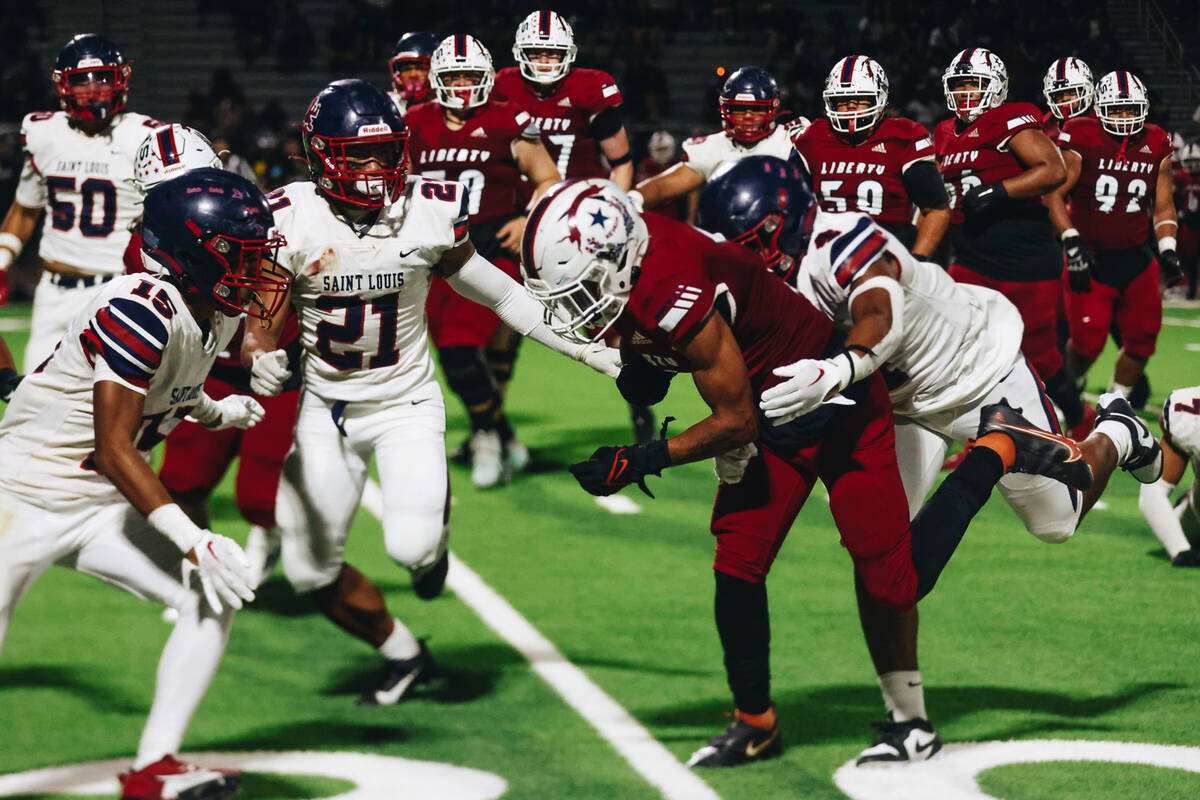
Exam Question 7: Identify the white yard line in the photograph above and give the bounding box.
[361,480,719,800]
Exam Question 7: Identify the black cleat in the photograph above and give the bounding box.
[1096,392,1162,483]
[856,713,943,765]
[357,640,435,706]
[978,399,1092,491]
[1171,549,1200,568]
[685,716,782,768]
[412,552,449,600]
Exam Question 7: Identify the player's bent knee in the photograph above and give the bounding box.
[383,514,445,571]
[1026,519,1076,544]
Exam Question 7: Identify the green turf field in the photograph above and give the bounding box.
[3,302,1200,799]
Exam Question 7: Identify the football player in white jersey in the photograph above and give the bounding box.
[1139,386,1200,566]
[242,79,620,705]
[0,34,162,368]
[699,156,1161,765]
[629,66,805,221]
[0,169,287,800]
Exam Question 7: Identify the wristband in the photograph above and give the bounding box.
[608,151,633,167]
[1061,228,1080,242]
[828,345,881,390]
[1159,235,1177,253]
[147,503,205,553]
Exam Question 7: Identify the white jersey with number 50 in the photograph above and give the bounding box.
[269,176,469,403]
[797,209,1024,419]
[16,110,158,274]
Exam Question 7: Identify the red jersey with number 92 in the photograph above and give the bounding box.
[1059,116,1171,251]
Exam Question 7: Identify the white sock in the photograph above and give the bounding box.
[135,601,234,769]
[378,617,420,661]
[1108,380,1133,398]
[878,670,927,723]
[1095,419,1133,464]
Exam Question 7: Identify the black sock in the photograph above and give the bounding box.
[440,346,503,432]
[486,344,520,390]
[911,446,1005,599]
[714,570,771,715]
[1044,368,1085,428]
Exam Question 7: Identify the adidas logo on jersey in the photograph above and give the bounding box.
[1140,144,1152,153]
[872,143,887,153]
[968,129,980,138]
[557,97,572,107]
[470,127,488,138]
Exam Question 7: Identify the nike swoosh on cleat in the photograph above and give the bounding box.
[915,738,938,753]
[685,746,717,767]
[907,680,922,687]
[374,671,419,705]
[996,422,1085,462]
[744,727,781,758]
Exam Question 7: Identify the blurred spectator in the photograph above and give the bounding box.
[635,130,689,221]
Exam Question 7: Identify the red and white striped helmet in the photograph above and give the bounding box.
[431,34,495,109]
[134,123,222,193]
[1095,70,1149,136]
[521,179,647,343]
[823,55,889,134]
[942,48,1008,123]
[1042,57,1094,120]
[513,9,577,85]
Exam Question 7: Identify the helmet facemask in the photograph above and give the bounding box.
[432,68,494,110]
[944,74,1000,123]
[1046,84,1092,121]
[390,55,432,102]
[1098,101,1147,137]
[720,98,779,143]
[181,220,290,319]
[824,93,884,135]
[308,131,408,209]
[515,45,575,85]
[526,258,632,344]
[54,63,130,121]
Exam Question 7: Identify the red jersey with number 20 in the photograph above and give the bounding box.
[612,213,833,395]
[492,66,622,180]
[1058,116,1172,251]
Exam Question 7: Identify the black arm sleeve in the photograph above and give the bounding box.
[588,106,624,141]
[901,159,950,209]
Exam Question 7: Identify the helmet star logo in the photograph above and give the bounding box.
[589,209,609,227]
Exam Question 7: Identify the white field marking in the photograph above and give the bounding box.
[1163,315,1200,328]
[834,739,1200,800]
[361,479,719,800]
[594,494,642,514]
[1186,343,1200,352]
[0,751,506,799]
[0,318,29,332]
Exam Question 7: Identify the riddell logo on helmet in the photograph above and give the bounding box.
[358,123,392,136]
[77,57,105,68]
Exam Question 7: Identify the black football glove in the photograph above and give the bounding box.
[569,439,671,498]
[961,182,1008,217]
[1160,248,1183,287]
[1062,235,1094,294]
[0,367,22,403]
[616,352,674,407]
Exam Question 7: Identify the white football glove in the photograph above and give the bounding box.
[192,394,265,430]
[714,443,758,485]
[191,532,256,613]
[250,349,291,396]
[759,358,855,425]
[577,341,622,378]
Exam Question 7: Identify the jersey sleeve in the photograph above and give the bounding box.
[993,103,1043,151]
[14,113,48,208]
[630,266,715,347]
[585,70,623,113]
[897,120,936,171]
[1056,118,1087,155]
[80,296,170,393]
[825,214,890,289]
[1163,387,1200,458]
[512,108,541,142]
[681,135,719,181]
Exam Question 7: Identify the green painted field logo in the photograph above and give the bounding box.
[834,739,1200,799]
[0,751,507,799]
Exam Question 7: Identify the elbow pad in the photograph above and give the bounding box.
[901,160,950,209]
[588,106,623,141]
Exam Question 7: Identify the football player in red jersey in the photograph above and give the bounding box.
[1173,141,1200,299]
[387,31,437,114]
[1041,57,1094,142]
[492,9,633,189]
[407,34,561,487]
[522,178,1091,768]
[1046,71,1180,399]
[935,48,1091,439]
[793,55,949,257]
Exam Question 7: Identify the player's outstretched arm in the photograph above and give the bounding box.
[1139,435,1193,560]
[241,278,293,396]
[631,162,703,211]
[439,241,621,376]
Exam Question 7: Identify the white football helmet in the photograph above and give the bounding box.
[823,55,889,134]
[1180,142,1200,174]
[942,48,1008,123]
[430,34,495,109]
[513,9,577,85]
[648,130,676,165]
[1095,70,1149,136]
[1042,57,1094,121]
[521,179,648,343]
[134,123,222,193]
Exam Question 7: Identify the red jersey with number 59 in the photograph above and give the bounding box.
[492,66,622,180]
[792,117,935,226]
[612,213,833,394]
[405,99,540,226]
[1059,116,1171,251]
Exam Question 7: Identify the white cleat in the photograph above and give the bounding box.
[470,430,507,488]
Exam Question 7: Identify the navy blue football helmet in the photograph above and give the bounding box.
[390,31,438,102]
[696,156,815,282]
[302,79,408,209]
[141,168,289,320]
[719,66,781,144]
[52,33,131,121]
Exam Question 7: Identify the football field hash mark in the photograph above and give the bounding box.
[362,480,720,800]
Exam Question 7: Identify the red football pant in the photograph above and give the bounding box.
[1062,259,1162,361]
[159,378,301,529]
[426,256,519,349]
[949,264,1063,381]
[710,374,918,611]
